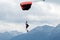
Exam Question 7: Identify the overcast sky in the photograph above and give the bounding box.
[0,0,60,33]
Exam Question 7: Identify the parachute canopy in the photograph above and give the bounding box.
[20,1,32,10]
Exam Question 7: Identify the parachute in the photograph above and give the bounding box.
[20,0,45,10]
[20,1,32,10]
[20,1,32,32]
[20,0,45,32]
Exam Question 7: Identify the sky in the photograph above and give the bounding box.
[0,0,60,33]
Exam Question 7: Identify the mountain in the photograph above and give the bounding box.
[11,25,54,40]
[30,25,54,33]
[0,31,22,40]
[11,24,60,40]
[50,24,60,40]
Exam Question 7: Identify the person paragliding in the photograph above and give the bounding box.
[26,21,29,32]
[20,0,45,32]
[20,1,32,32]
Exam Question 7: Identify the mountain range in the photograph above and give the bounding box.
[0,24,60,40]
[11,24,60,40]
[0,31,22,40]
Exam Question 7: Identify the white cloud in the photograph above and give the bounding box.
[0,21,26,33]
[0,0,60,32]
[26,2,60,26]
[19,0,43,2]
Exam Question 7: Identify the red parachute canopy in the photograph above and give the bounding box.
[20,1,32,10]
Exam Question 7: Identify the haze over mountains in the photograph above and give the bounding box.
[11,24,60,40]
[0,24,60,40]
[0,31,22,40]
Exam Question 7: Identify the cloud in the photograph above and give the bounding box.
[0,0,26,23]
[47,0,60,4]
[25,1,60,26]
[0,0,60,25]
[0,21,26,33]
[0,0,60,32]
[19,0,43,2]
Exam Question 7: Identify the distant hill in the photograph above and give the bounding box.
[0,31,22,40]
[11,25,54,40]
[50,24,60,40]
[11,24,60,40]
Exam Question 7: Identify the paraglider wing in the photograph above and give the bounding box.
[20,1,32,10]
